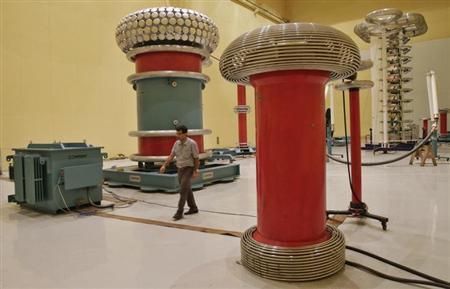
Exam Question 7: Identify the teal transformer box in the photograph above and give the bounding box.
[8,142,103,214]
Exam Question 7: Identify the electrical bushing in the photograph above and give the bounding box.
[104,7,239,192]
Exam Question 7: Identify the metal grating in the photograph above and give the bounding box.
[32,157,46,202]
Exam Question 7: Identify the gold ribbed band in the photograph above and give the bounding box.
[241,225,346,282]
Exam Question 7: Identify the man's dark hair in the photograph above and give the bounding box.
[175,125,188,134]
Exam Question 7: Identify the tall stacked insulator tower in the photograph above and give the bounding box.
[355,9,427,146]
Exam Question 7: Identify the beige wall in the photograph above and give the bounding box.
[286,0,450,28]
[0,0,272,170]
[409,37,450,129]
[2,0,449,171]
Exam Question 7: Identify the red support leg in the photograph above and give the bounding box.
[237,85,248,146]
[327,81,388,231]
[439,109,448,136]
[349,88,362,204]
[422,118,429,139]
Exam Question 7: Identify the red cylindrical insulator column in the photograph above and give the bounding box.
[137,137,170,156]
[138,137,175,156]
[237,85,248,146]
[422,118,429,138]
[349,88,362,204]
[250,70,330,246]
[138,136,205,156]
[439,109,448,135]
[220,22,358,281]
[135,52,202,73]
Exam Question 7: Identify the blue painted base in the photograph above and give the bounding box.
[103,163,240,193]
[438,134,450,142]
[362,142,416,151]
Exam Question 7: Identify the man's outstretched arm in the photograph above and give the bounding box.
[160,152,175,173]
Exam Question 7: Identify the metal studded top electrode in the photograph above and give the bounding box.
[220,23,361,84]
[354,9,427,43]
[115,7,219,58]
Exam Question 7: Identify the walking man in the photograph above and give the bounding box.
[160,125,200,220]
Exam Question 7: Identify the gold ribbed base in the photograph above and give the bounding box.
[241,225,346,282]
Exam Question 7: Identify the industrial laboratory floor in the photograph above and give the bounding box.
[1,146,449,289]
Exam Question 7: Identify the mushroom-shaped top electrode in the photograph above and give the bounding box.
[220,23,361,84]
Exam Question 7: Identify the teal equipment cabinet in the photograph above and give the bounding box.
[8,142,103,213]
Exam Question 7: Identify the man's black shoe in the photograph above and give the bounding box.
[184,209,199,215]
[173,213,183,221]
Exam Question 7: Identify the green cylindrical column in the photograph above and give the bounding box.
[136,77,204,131]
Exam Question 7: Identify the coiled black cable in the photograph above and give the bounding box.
[328,126,436,166]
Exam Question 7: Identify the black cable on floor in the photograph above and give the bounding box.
[102,186,257,218]
[346,260,450,289]
[86,188,114,209]
[346,245,450,286]
[340,90,449,288]
[342,90,362,204]
[327,126,436,166]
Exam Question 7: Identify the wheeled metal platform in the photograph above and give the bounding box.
[104,162,239,193]
[362,141,416,151]
[212,146,255,157]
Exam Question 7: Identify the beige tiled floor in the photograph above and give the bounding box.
[1,146,449,288]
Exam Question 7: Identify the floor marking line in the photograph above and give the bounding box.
[95,211,344,238]
[95,211,244,238]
